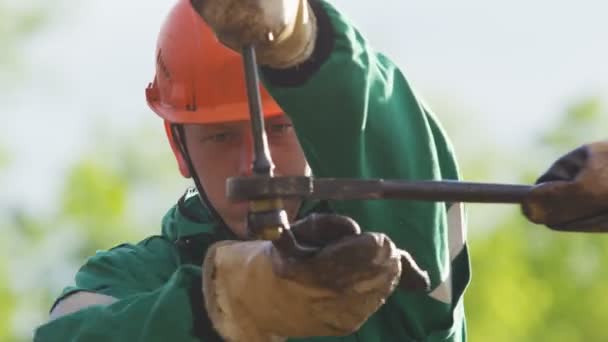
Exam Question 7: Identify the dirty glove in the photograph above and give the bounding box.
[189,0,316,68]
[522,141,608,232]
[202,214,407,342]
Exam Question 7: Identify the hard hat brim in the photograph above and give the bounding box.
[149,100,284,124]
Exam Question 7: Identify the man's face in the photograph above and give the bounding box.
[183,114,310,238]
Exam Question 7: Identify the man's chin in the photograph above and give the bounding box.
[224,216,248,239]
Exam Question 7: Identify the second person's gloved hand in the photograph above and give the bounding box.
[522,141,608,232]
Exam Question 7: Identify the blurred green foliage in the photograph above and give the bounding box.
[0,145,9,169]
[0,2,51,79]
[1,127,184,341]
[464,97,608,342]
[0,261,16,342]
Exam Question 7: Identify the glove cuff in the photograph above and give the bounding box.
[203,240,287,342]
[258,0,317,68]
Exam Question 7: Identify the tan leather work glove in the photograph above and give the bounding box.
[522,141,608,232]
[189,0,316,68]
[202,214,412,342]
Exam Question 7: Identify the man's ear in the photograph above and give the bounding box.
[164,121,191,178]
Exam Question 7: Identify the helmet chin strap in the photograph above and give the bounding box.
[170,123,238,240]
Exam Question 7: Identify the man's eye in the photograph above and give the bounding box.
[202,131,238,143]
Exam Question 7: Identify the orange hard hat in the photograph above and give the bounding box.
[146,0,282,124]
[145,0,283,177]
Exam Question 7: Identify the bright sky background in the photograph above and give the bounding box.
[2,0,607,213]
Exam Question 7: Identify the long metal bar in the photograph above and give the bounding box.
[242,45,273,176]
[227,176,534,204]
[313,179,532,203]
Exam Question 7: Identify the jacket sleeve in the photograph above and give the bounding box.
[34,237,222,342]
[262,0,470,340]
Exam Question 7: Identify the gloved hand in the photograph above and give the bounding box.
[202,214,412,342]
[190,0,316,68]
[522,141,608,232]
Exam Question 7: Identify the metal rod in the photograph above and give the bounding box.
[227,176,534,204]
[312,179,532,203]
[242,45,273,176]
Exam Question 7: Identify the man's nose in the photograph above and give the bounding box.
[237,132,254,176]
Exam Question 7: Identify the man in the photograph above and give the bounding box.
[34,0,470,340]
[523,141,608,232]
